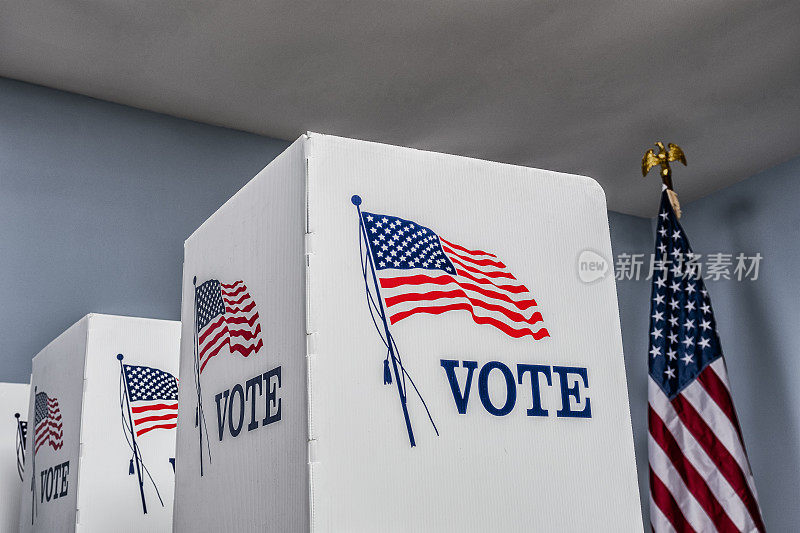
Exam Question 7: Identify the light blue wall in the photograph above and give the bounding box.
[610,157,800,531]
[0,78,289,382]
[2,77,798,529]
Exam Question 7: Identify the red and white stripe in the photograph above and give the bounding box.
[377,236,548,340]
[649,358,765,532]
[198,280,263,373]
[130,398,178,437]
[35,398,63,454]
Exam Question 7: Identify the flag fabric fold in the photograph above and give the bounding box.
[647,190,764,532]
[34,392,63,455]
[195,279,263,373]
[122,364,179,437]
[360,210,548,340]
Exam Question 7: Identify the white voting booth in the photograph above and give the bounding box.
[19,314,180,533]
[174,133,642,531]
[0,382,29,533]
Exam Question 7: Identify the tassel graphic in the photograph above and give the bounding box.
[129,457,135,475]
[383,359,392,385]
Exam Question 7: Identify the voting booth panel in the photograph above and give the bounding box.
[19,314,180,533]
[0,382,29,533]
[174,133,642,532]
[19,318,86,533]
[174,139,309,531]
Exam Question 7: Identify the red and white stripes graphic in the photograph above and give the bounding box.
[198,280,262,373]
[648,358,764,532]
[379,237,549,340]
[130,399,178,436]
[35,397,63,454]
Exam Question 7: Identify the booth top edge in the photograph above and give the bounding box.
[184,132,606,247]
[31,313,179,363]
[304,130,598,184]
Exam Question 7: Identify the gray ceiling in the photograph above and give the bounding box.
[1,0,799,216]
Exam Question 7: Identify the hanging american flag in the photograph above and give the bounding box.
[195,279,263,373]
[34,392,63,455]
[648,190,764,532]
[360,210,548,340]
[122,364,179,437]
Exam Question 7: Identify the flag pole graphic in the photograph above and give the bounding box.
[352,195,417,447]
[118,354,148,514]
[192,276,211,475]
[15,412,25,481]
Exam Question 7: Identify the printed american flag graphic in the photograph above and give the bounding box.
[648,190,764,532]
[16,418,27,480]
[123,364,179,437]
[195,279,263,373]
[361,211,548,340]
[34,392,63,454]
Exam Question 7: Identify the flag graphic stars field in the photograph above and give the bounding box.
[123,364,179,437]
[195,279,263,373]
[360,211,548,340]
[34,392,63,454]
[648,190,764,532]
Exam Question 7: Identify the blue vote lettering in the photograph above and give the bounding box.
[441,359,591,418]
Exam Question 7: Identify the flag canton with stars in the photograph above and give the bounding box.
[34,392,49,425]
[362,211,456,274]
[648,192,723,399]
[196,279,227,332]
[123,364,178,402]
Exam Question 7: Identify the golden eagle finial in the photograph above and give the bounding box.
[642,141,687,218]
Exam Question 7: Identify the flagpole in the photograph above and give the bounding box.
[641,141,686,218]
[192,276,208,476]
[118,354,148,514]
[15,413,25,481]
[351,195,416,447]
